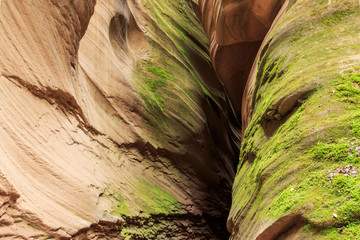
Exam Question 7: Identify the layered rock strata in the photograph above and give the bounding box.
[0,0,240,239]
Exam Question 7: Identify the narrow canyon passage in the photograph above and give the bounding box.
[198,0,286,116]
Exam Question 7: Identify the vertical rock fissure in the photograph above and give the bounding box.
[197,0,286,117]
[194,0,287,237]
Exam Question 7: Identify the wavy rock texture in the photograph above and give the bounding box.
[0,0,240,239]
[198,0,285,114]
[228,0,360,239]
[2,0,358,239]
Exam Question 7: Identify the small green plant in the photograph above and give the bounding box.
[350,73,360,84]
[336,82,360,101]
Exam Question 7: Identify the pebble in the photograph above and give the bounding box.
[327,165,358,180]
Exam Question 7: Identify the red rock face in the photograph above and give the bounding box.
[198,0,285,115]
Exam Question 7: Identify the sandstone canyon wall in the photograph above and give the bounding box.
[224,0,360,239]
[0,0,240,239]
[198,0,285,115]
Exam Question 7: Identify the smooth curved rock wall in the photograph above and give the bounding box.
[0,0,240,238]
[198,0,285,114]
[229,0,360,239]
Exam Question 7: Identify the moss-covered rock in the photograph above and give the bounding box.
[103,0,241,238]
[229,0,360,239]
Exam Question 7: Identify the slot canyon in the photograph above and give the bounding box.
[0,0,359,239]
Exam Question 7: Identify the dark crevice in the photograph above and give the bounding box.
[107,0,289,239]
[194,0,293,239]
[177,8,242,238]
[206,96,221,117]
[184,29,242,177]
[185,0,201,20]
[244,151,257,164]
[184,28,209,54]
[110,14,128,48]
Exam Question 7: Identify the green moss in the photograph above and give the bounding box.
[333,72,360,104]
[350,73,360,84]
[229,1,360,237]
[104,185,130,216]
[322,223,360,239]
[153,93,164,111]
[146,79,167,92]
[104,177,181,219]
[178,46,185,55]
[105,177,182,240]
[303,221,360,239]
[270,172,360,228]
[112,194,130,216]
[131,0,220,147]
[309,141,350,162]
[320,9,356,26]
[134,178,181,214]
[141,92,165,113]
[288,104,305,129]
[139,66,172,113]
[352,120,360,137]
[146,66,173,80]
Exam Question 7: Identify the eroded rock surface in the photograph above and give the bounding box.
[2,0,357,239]
[198,0,285,114]
[229,0,360,239]
[0,0,240,239]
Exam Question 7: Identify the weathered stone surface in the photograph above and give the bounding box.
[229,0,360,239]
[2,0,358,239]
[198,0,285,114]
[0,0,239,238]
